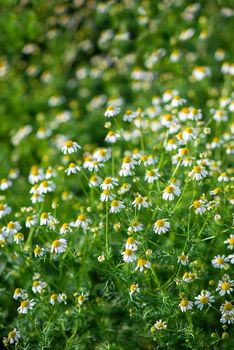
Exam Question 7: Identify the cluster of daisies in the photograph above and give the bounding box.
[1,85,233,344]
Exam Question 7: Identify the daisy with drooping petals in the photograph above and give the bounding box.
[109,200,125,213]
[71,214,92,230]
[104,105,120,118]
[100,189,114,202]
[0,203,11,218]
[51,238,67,254]
[190,200,206,215]
[17,299,36,314]
[129,283,140,296]
[153,219,170,235]
[162,184,181,201]
[100,177,118,190]
[125,237,140,251]
[189,165,208,181]
[144,169,160,183]
[224,234,234,250]
[7,329,21,344]
[177,253,189,266]
[121,249,137,263]
[65,163,81,175]
[61,140,81,154]
[13,288,28,300]
[179,299,194,312]
[135,258,151,272]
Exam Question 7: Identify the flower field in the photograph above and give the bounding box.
[0,1,234,349]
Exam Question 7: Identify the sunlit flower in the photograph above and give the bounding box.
[71,214,92,230]
[162,184,181,201]
[65,163,81,175]
[189,165,208,181]
[211,255,228,269]
[153,320,167,330]
[224,234,234,250]
[177,253,189,266]
[13,288,28,300]
[7,329,21,344]
[100,189,114,202]
[135,258,151,272]
[129,283,139,296]
[144,169,160,183]
[100,177,118,190]
[179,299,193,312]
[216,275,234,296]
[61,140,81,154]
[51,238,67,254]
[104,105,120,118]
[121,249,137,263]
[125,237,140,251]
[109,200,125,213]
[153,219,170,235]
[0,203,11,218]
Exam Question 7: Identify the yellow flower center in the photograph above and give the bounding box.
[77,214,86,221]
[21,300,29,308]
[8,331,16,339]
[221,282,230,291]
[180,299,189,307]
[223,302,233,311]
[125,249,133,256]
[52,240,61,248]
[127,237,135,244]
[107,105,114,111]
[193,166,201,173]
[200,296,208,304]
[193,200,201,208]
[103,177,112,184]
[65,140,74,147]
[147,170,155,177]
[111,200,119,207]
[165,185,174,193]
[228,237,234,246]
[185,127,193,134]
[135,197,143,204]
[34,247,41,254]
[138,258,146,266]
[216,258,224,265]
[123,156,131,163]
[7,222,15,229]
[51,294,57,300]
[155,219,165,227]
[103,189,110,195]
[41,212,48,219]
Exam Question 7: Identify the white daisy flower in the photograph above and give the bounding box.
[121,249,137,263]
[153,320,167,330]
[179,299,194,312]
[109,200,125,213]
[220,301,234,316]
[89,175,102,187]
[104,105,120,118]
[13,288,28,300]
[34,245,45,257]
[71,214,92,230]
[129,283,140,296]
[192,66,211,81]
[217,172,229,182]
[177,253,189,266]
[135,258,151,272]
[144,169,160,183]
[216,275,234,296]
[125,237,140,251]
[61,140,81,154]
[38,180,56,195]
[105,130,120,143]
[17,299,36,314]
[162,184,181,201]
[60,223,72,235]
[65,163,81,175]
[100,189,114,202]
[0,203,11,218]
[224,234,234,250]
[51,238,67,254]
[182,127,197,142]
[25,215,37,228]
[100,177,118,190]
[7,329,21,344]
[153,219,170,235]
[0,178,12,190]
[211,255,228,269]
[194,290,215,310]
[3,221,21,236]
[32,280,47,294]
[191,200,206,215]
[189,165,208,181]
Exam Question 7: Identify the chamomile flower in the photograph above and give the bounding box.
[182,127,197,142]
[65,163,81,175]
[32,280,47,294]
[129,283,139,296]
[14,232,24,244]
[194,290,215,310]
[191,200,206,214]
[192,66,211,81]
[153,320,167,330]
[0,178,12,190]
[3,221,21,236]
[177,253,189,266]
[109,200,125,213]
[104,105,120,118]
[179,299,194,312]
[189,165,208,181]
[28,166,44,184]
[58,293,67,304]
[153,219,170,235]
[0,203,11,218]
[128,220,143,233]
[13,288,28,300]
[50,293,58,305]
[51,238,67,254]
[123,109,137,122]
[100,177,118,190]
[89,175,102,187]
[144,169,160,183]
[217,172,229,182]
[34,245,45,257]
[162,184,181,201]
[220,313,234,324]
[7,329,21,344]
[87,160,104,172]
[38,180,56,194]
[216,275,234,296]
[211,255,227,269]
[135,258,151,272]
[100,189,114,202]
[210,187,222,196]
[25,215,37,228]
[105,130,120,143]
[40,212,55,225]
[125,237,140,251]
[220,301,234,316]
[118,182,131,194]
[93,147,111,162]
[119,155,137,176]
[71,214,92,230]
[60,223,72,235]
[121,249,137,263]
[61,140,81,154]
[17,299,36,314]
[182,272,197,283]
[224,234,234,250]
